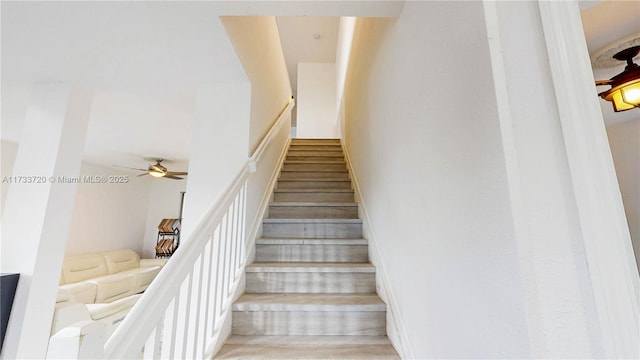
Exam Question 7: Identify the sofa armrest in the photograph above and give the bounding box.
[140,258,168,268]
[85,294,141,337]
[50,301,92,336]
[85,294,141,320]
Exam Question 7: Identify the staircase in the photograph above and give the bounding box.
[215,139,399,359]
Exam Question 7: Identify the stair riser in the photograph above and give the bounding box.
[255,244,368,262]
[286,156,344,163]
[232,311,386,336]
[269,206,358,219]
[274,192,354,202]
[289,145,343,151]
[277,181,352,189]
[283,163,347,171]
[291,139,341,145]
[280,171,349,180]
[263,223,363,238]
[287,151,344,157]
[246,272,375,294]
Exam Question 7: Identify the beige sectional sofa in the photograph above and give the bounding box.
[59,249,166,303]
[51,249,167,337]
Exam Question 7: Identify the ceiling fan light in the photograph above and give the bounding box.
[603,89,635,112]
[149,169,165,177]
[596,45,640,112]
[620,80,640,106]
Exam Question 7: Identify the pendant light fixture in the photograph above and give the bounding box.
[595,45,640,112]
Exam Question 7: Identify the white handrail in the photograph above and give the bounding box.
[248,100,295,172]
[104,100,294,359]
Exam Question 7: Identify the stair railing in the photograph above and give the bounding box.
[104,100,294,359]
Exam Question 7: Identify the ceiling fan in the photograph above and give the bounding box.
[114,159,188,180]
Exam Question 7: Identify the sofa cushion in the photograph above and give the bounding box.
[139,258,168,268]
[89,272,136,303]
[103,249,140,274]
[59,281,97,304]
[120,266,162,293]
[85,293,141,320]
[61,254,108,284]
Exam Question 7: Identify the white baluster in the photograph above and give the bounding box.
[142,323,162,360]
[186,255,204,358]
[174,272,193,358]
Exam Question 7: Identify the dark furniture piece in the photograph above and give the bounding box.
[1,273,20,353]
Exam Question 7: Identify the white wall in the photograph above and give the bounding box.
[488,2,603,356]
[336,17,356,108]
[297,63,338,138]
[1,84,94,359]
[607,120,640,272]
[66,163,151,255]
[336,17,356,139]
[141,179,187,258]
[4,142,181,258]
[343,4,531,357]
[3,141,165,258]
[1,140,19,215]
[220,15,294,246]
[181,82,251,240]
[221,16,292,153]
[342,1,622,357]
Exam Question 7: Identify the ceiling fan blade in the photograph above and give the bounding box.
[595,79,613,86]
[166,171,188,176]
[164,175,184,180]
[137,173,149,177]
[113,165,148,172]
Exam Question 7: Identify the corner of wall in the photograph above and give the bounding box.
[341,140,415,359]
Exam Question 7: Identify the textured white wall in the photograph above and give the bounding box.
[1,140,19,215]
[297,63,338,138]
[66,163,151,255]
[607,120,640,272]
[488,2,602,356]
[344,3,531,357]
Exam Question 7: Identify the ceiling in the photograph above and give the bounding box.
[276,17,340,100]
[1,1,637,174]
